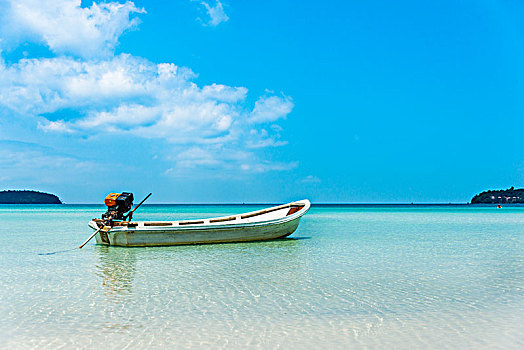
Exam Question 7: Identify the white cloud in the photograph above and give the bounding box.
[301,175,321,184]
[246,128,288,148]
[200,1,229,26]
[0,54,247,143]
[0,0,296,175]
[0,54,289,149]
[250,95,294,123]
[161,143,298,177]
[240,161,299,173]
[0,0,144,58]
[38,120,73,133]
[0,140,99,184]
[0,54,164,115]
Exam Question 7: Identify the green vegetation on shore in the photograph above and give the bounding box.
[0,190,62,204]
[471,187,524,204]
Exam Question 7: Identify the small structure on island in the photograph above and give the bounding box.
[471,187,524,204]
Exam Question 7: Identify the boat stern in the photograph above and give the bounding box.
[88,220,111,245]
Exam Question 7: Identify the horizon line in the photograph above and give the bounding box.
[11,202,509,206]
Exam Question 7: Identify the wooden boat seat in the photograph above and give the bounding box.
[209,216,236,223]
[179,220,205,226]
[144,222,172,226]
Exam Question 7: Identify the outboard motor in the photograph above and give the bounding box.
[102,192,134,221]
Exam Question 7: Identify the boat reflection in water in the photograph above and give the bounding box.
[95,245,137,331]
[92,234,311,336]
[95,245,137,300]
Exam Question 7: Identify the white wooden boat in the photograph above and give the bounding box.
[88,199,310,247]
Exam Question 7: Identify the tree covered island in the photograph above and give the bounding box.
[471,187,524,204]
[0,190,62,204]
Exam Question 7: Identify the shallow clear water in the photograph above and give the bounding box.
[0,205,522,349]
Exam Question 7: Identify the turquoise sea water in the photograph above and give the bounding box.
[0,204,522,349]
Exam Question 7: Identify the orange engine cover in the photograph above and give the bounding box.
[104,193,121,207]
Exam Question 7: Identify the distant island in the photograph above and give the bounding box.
[0,190,62,204]
[471,187,524,204]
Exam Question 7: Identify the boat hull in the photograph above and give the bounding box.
[88,200,310,247]
[93,216,301,247]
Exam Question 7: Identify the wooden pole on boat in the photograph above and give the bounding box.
[125,192,152,221]
[78,220,110,249]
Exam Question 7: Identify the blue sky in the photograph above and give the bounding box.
[0,0,523,203]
